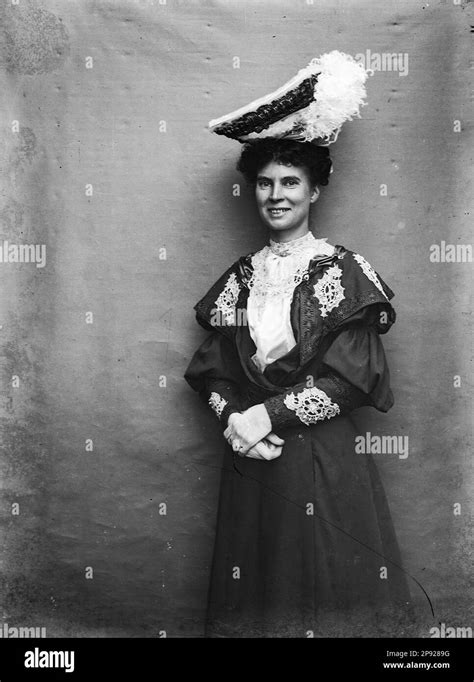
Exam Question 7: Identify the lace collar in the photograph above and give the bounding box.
[247,232,335,306]
[269,231,328,257]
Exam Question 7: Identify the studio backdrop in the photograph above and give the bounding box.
[0,0,471,637]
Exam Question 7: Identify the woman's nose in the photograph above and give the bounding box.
[270,183,283,201]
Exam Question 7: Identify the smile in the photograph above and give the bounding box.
[268,208,290,216]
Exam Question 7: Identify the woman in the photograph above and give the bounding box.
[185,53,412,637]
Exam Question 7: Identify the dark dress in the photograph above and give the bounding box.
[184,242,413,637]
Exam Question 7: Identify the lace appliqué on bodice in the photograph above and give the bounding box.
[312,264,345,318]
[214,273,241,325]
[208,392,228,417]
[353,253,388,300]
[283,386,341,425]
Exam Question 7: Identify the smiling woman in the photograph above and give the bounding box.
[238,139,331,240]
[184,52,414,638]
[257,163,317,234]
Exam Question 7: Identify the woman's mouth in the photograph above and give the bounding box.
[268,208,290,217]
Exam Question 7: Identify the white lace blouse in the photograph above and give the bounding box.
[247,231,335,372]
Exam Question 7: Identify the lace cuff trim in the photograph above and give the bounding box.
[208,392,228,418]
[283,387,340,425]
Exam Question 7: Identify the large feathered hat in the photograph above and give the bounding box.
[209,51,370,146]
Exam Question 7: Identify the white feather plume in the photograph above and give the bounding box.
[300,50,370,143]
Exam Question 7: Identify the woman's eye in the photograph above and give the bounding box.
[284,179,298,186]
[258,180,271,188]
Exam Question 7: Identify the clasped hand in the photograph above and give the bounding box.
[223,404,285,461]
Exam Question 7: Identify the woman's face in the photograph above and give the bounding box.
[254,160,319,236]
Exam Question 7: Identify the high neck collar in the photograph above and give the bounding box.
[269,231,327,257]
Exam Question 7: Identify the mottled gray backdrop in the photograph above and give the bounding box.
[0,0,472,637]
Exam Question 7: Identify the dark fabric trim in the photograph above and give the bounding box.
[213,75,319,140]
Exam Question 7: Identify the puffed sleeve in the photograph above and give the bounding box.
[184,331,246,426]
[262,322,394,430]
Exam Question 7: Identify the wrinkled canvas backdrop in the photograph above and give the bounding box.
[0,0,471,637]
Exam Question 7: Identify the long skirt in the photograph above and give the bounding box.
[205,412,414,638]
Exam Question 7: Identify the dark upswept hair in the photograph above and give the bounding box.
[236,138,332,186]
